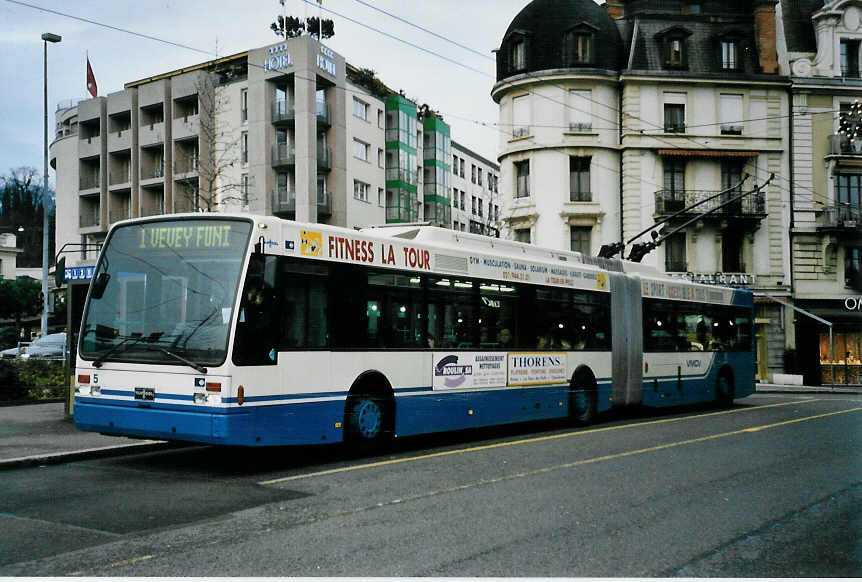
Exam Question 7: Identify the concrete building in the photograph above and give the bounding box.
[0,233,22,280]
[50,35,499,270]
[492,0,792,380]
[451,141,501,236]
[780,0,862,386]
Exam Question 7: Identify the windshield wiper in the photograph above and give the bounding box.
[92,331,163,368]
[155,347,208,374]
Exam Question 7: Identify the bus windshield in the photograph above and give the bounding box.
[79,218,253,368]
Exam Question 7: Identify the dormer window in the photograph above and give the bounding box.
[721,40,739,70]
[657,27,691,70]
[669,38,684,66]
[564,24,597,66]
[512,39,526,71]
[716,30,746,71]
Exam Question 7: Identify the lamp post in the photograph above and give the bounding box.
[41,32,61,337]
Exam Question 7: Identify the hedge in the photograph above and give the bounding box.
[0,359,67,402]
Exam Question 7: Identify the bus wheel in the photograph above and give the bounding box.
[570,376,597,425]
[346,396,387,442]
[715,371,734,408]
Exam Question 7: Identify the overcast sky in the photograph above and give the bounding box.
[0,0,566,184]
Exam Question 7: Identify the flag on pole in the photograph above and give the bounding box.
[86,57,98,98]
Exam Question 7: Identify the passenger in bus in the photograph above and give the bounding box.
[536,334,551,350]
[497,327,512,348]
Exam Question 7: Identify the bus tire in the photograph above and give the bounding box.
[345,393,392,453]
[715,369,734,408]
[569,370,597,425]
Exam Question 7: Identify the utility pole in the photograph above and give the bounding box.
[41,32,61,336]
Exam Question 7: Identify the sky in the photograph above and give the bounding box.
[0,0,565,184]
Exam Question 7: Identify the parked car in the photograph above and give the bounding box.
[1,341,31,359]
[18,333,67,360]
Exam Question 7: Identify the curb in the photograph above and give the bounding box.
[0,440,180,470]
[756,384,862,395]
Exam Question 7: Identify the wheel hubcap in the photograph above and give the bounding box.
[355,400,382,439]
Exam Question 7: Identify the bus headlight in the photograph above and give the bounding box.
[194,392,207,404]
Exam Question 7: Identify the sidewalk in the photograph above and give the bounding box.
[0,401,169,469]
[0,383,860,469]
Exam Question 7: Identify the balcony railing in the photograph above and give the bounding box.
[272,144,295,167]
[141,164,164,180]
[820,204,861,229]
[273,100,295,123]
[316,101,331,126]
[665,261,688,273]
[79,173,100,190]
[663,123,686,134]
[317,145,332,171]
[655,189,766,217]
[272,187,331,216]
[828,135,862,156]
[174,158,199,175]
[272,186,296,214]
[512,126,530,138]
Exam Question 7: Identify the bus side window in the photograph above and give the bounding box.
[233,256,280,365]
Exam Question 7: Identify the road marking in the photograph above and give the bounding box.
[258,398,823,485]
[107,555,154,569]
[288,406,862,518]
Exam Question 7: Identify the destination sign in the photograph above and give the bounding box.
[138,224,233,249]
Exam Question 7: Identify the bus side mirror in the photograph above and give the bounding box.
[90,272,111,299]
[54,257,65,288]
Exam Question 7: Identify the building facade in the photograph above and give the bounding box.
[451,141,501,236]
[50,35,498,270]
[780,0,862,386]
[493,0,793,380]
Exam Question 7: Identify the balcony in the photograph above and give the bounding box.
[663,123,686,134]
[819,204,861,231]
[79,173,100,191]
[828,134,862,156]
[316,101,331,127]
[655,189,767,220]
[272,187,331,217]
[272,144,295,167]
[317,145,332,171]
[272,100,295,124]
[141,164,164,181]
[174,157,199,176]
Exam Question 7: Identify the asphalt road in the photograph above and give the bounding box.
[1,393,859,576]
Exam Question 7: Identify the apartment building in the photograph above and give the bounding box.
[50,35,485,269]
[451,141,501,236]
[493,0,792,379]
[780,0,862,386]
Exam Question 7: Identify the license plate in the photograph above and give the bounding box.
[134,387,155,401]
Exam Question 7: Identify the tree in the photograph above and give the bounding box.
[0,278,41,330]
[174,71,250,213]
[0,167,54,268]
[270,12,334,40]
[271,15,306,38]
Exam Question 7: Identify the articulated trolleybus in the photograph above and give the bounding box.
[74,214,754,446]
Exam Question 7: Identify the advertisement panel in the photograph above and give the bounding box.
[432,352,568,390]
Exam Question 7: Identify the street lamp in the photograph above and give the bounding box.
[41,32,61,337]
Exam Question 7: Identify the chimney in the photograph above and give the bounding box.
[604,1,625,20]
[753,0,779,74]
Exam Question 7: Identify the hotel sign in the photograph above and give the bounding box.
[264,44,293,72]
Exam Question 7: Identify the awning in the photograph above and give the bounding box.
[658,149,758,158]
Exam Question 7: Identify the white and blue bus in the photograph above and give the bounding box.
[73,214,754,446]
